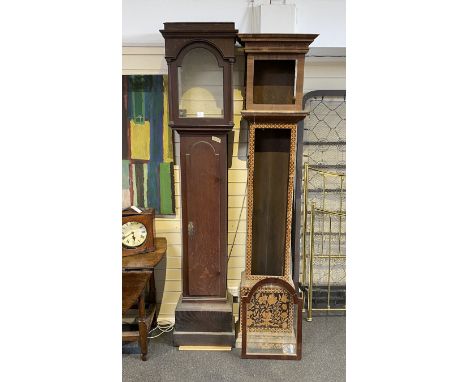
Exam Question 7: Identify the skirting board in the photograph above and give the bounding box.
[179,346,232,351]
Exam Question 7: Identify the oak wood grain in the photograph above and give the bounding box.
[122,237,167,269]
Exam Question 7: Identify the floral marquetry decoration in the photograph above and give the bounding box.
[246,288,293,332]
[241,278,303,360]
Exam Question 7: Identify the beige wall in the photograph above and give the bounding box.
[122,46,346,323]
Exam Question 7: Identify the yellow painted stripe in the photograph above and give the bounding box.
[130,120,151,160]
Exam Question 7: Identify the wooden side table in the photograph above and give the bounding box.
[122,271,154,361]
[122,237,167,360]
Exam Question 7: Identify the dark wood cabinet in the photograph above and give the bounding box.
[161,22,237,347]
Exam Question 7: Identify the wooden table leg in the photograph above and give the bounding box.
[138,292,148,361]
[148,270,157,329]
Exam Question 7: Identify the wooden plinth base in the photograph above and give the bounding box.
[173,294,235,347]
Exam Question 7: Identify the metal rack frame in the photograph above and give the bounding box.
[292,90,346,290]
[292,89,346,321]
[301,166,346,321]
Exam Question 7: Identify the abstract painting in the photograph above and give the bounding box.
[122,75,175,215]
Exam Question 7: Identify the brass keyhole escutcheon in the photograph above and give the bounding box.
[188,221,195,237]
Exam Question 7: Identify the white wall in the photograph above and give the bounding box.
[123,0,345,47]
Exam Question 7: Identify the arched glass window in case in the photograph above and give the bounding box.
[177,47,224,118]
[241,278,303,360]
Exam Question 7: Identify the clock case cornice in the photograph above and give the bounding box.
[237,33,318,114]
[160,22,237,62]
[160,22,238,130]
[236,33,319,55]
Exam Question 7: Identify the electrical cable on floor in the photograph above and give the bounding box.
[148,320,175,339]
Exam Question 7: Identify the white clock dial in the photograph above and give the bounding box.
[122,221,147,248]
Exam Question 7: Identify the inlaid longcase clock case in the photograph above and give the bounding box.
[237,33,318,359]
[160,22,238,347]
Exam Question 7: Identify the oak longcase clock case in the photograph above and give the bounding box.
[161,22,237,347]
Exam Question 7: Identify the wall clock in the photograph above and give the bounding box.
[122,207,155,257]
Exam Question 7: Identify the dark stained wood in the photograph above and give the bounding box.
[160,22,237,128]
[174,294,234,333]
[161,22,237,60]
[237,33,318,54]
[173,295,235,346]
[137,289,148,361]
[237,34,317,111]
[122,302,157,362]
[253,60,296,105]
[178,131,228,299]
[161,22,236,347]
[161,23,234,301]
[240,110,309,123]
[173,332,235,347]
[122,271,155,361]
[122,272,152,314]
[122,208,155,257]
[252,129,291,276]
[181,134,226,297]
[122,237,166,360]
